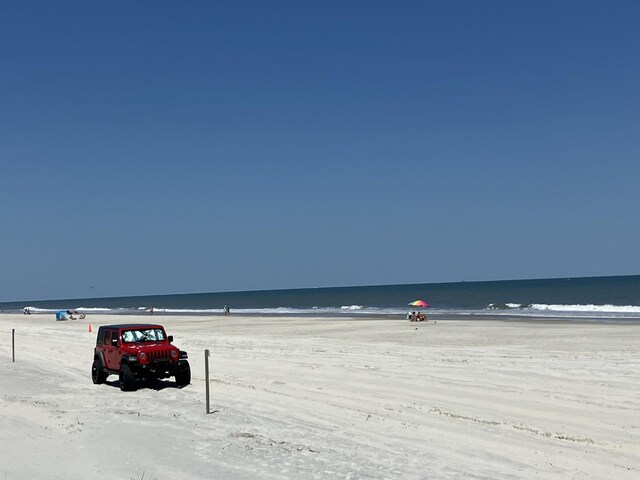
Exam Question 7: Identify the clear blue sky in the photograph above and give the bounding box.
[1,1,638,302]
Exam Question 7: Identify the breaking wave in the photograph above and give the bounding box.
[486,303,640,316]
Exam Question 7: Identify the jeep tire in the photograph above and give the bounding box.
[175,361,191,388]
[119,364,136,391]
[91,359,108,384]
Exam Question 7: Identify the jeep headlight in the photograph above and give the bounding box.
[170,350,178,358]
[139,352,146,360]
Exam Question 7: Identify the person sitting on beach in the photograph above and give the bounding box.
[409,311,417,322]
[66,310,76,320]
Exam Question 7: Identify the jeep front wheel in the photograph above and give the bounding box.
[92,359,108,384]
[119,364,136,391]
[175,361,191,388]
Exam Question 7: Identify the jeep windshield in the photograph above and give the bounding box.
[121,328,166,343]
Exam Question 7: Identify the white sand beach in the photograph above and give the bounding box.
[0,314,638,479]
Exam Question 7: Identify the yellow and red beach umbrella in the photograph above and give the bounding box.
[408,299,429,307]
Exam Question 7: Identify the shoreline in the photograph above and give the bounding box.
[4,310,640,325]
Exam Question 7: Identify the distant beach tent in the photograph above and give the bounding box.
[408,300,429,307]
[55,310,69,321]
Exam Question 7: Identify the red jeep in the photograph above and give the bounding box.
[92,323,191,391]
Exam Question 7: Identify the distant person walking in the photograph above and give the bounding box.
[224,305,230,316]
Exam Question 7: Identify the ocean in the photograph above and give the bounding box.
[2,274,640,322]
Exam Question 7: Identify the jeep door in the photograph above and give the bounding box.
[103,330,120,370]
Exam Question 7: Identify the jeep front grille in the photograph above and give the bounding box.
[148,350,171,361]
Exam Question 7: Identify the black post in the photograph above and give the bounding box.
[205,349,210,414]
[12,328,15,363]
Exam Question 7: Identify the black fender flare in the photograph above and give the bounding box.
[94,350,106,368]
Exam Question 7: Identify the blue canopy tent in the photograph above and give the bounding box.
[55,310,69,321]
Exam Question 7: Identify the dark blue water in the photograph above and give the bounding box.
[2,275,639,320]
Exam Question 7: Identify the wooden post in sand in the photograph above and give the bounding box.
[12,328,15,362]
[205,349,211,414]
